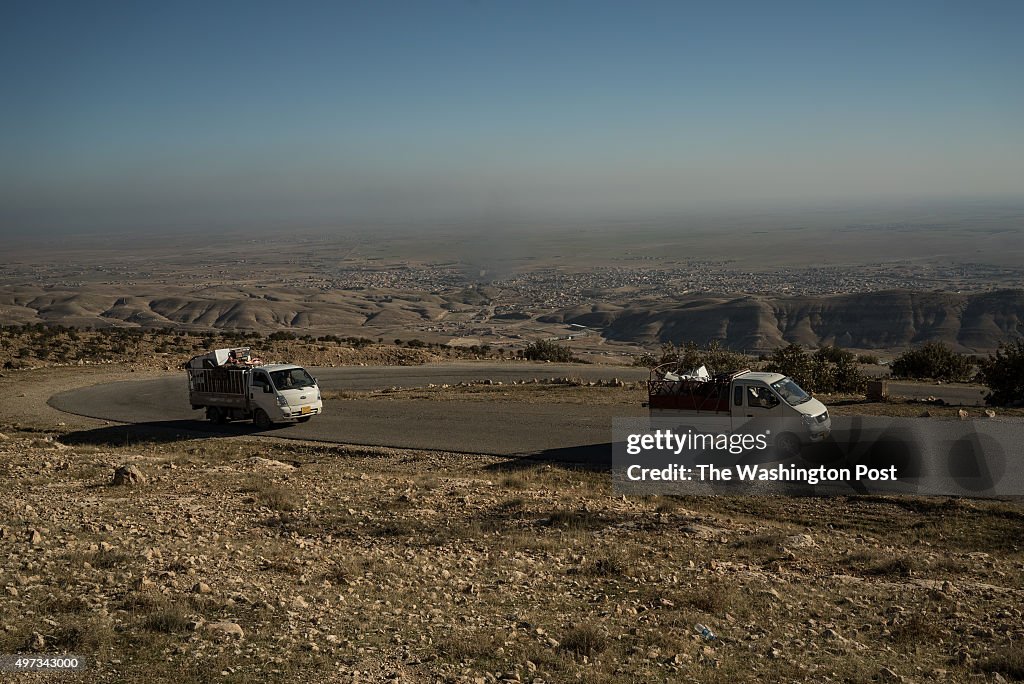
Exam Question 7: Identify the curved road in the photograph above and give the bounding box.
[49,362,991,456]
[50,363,650,456]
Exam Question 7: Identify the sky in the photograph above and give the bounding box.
[1,0,1023,235]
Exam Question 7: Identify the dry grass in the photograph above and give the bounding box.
[560,623,609,659]
[140,599,192,634]
[241,476,298,512]
[978,644,1024,680]
[546,509,613,531]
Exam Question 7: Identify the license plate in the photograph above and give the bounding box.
[300,406,311,415]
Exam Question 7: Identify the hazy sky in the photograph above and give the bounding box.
[2,0,1022,234]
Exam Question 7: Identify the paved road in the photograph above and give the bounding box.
[49,363,650,455]
[48,362,991,456]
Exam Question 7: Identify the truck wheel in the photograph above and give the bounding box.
[776,432,801,457]
[254,409,273,430]
[206,407,227,424]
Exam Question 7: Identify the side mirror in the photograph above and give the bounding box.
[263,385,273,393]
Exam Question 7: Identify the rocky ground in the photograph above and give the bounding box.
[0,366,1022,683]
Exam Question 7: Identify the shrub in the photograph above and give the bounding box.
[522,340,575,362]
[657,341,750,375]
[891,342,973,382]
[344,336,375,348]
[766,343,866,393]
[814,345,855,364]
[856,353,880,364]
[978,341,1024,406]
[765,344,813,388]
[632,351,658,367]
[830,355,868,393]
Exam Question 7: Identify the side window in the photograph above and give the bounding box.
[252,373,268,388]
[747,386,779,409]
[733,385,744,407]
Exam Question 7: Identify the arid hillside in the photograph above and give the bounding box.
[2,284,1023,353]
[542,289,1024,352]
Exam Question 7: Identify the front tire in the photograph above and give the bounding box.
[254,409,273,430]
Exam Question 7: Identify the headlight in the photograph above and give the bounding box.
[276,395,288,407]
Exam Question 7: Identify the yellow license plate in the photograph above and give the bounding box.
[300,406,311,415]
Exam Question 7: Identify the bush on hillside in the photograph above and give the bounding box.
[978,341,1024,406]
[890,342,973,382]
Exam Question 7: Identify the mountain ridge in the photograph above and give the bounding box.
[2,285,1022,352]
[540,289,1024,352]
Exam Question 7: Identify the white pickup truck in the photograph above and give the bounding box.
[646,364,831,454]
[186,348,323,428]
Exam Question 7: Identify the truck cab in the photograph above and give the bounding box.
[730,371,831,441]
[253,364,323,425]
[648,365,831,454]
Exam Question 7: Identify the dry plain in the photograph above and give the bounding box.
[1,348,1023,683]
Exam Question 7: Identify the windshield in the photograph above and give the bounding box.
[770,377,812,406]
[270,368,316,390]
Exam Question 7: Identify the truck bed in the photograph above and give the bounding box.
[648,377,730,412]
[647,363,748,414]
[187,367,250,408]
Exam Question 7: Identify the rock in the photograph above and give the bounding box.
[27,528,42,545]
[28,632,46,651]
[205,621,244,639]
[785,534,817,548]
[985,409,996,418]
[192,581,212,594]
[133,577,156,591]
[249,457,295,470]
[0,432,8,441]
[957,409,969,420]
[879,667,904,682]
[112,464,147,486]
